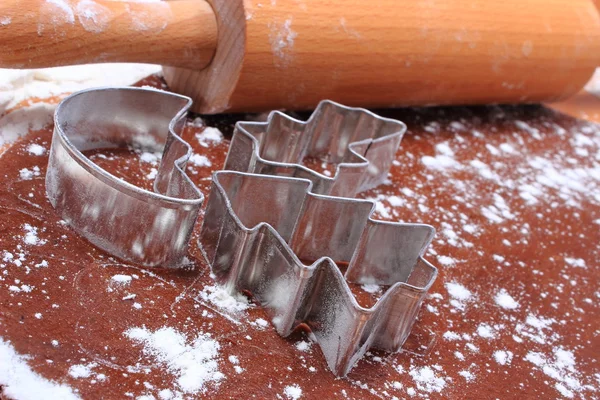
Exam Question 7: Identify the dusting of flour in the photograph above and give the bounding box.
[125,326,224,395]
[0,338,80,400]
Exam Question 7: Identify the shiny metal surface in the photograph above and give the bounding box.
[200,101,438,376]
[46,87,204,267]
[46,91,439,376]
[225,100,405,197]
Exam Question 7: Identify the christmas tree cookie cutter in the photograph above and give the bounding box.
[200,101,438,376]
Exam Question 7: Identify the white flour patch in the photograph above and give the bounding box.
[26,143,46,156]
[422,154,460,170]
[125,326,224,394]
[283,384,303,399]
[387,195,405,207]
[493,350,513,365]
[515,314,556,345]
[199,285,249,313]
[409,365,446,393]
[470,159,499,181]
[233,365,244,374]
[361,283,381,294]
[421,134,463,171]
[499,143,516,154]
[435,142,454,157]
[445,281,473,311]
[23,224,46,246]
[367,195,393,219]
[445,282,472,301]
[76,0,112,33]
[485,144,500,156]
[449,121,466,131]
[139,151,161,164]
[437,255,455,266]
[188,117,204,128]
[146,168,158,180]
[524,348,585,398]
[189,154,212,168]
[295,341,312,353]
[68,363,95,378]
[564,257,586,269]
[443,331,461,341]
[46,0,74,19]
[476,323,496,339]
[0,104,55,147]
[0,338,80,400]
[523,156,599,207]
[0,64,161,113]
[515,120,542,140]
[196,127,223,147]
[494,289,519,310]
[251,318,269,329]
[110,274,132,285]
[19,166,41,181]
[1,17,12,26]
[458,370,475,382]
[481,194,514,224]
[518,183,543,205]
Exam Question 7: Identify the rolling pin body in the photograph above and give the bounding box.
[165,0,600,113]
[1,0,599,113]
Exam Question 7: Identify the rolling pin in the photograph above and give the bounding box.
[0,0,599,114]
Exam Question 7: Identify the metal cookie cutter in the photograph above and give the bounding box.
[225,100,403,197]
[200,101,438,376]
[46,87,203,267]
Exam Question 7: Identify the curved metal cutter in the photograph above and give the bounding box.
[46,87,204,267]
[200,101,438,376]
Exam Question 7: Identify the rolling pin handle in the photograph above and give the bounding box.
[0,0,218,70]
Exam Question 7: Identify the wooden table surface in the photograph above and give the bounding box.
[0,76,598,399]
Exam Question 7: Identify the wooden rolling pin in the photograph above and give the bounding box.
[0,0,599,114]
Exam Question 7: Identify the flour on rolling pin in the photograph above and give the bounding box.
[34,0,171,35]
[268,19,297,67]
[0,0,216,70]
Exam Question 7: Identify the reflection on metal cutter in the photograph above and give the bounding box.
[45,90,439,377]
[46,87,204,267]
[200,101,438,376]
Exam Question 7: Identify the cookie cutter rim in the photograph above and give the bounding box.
[52,87,203,206]
[209,169,437,300]
[46,87,204,267]
[231,100,407,194]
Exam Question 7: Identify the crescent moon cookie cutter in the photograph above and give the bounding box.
[200,101,439,376]
[46,87,204,267]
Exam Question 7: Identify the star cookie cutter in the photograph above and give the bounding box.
[200,101,438,376]
[46,87,204,267]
